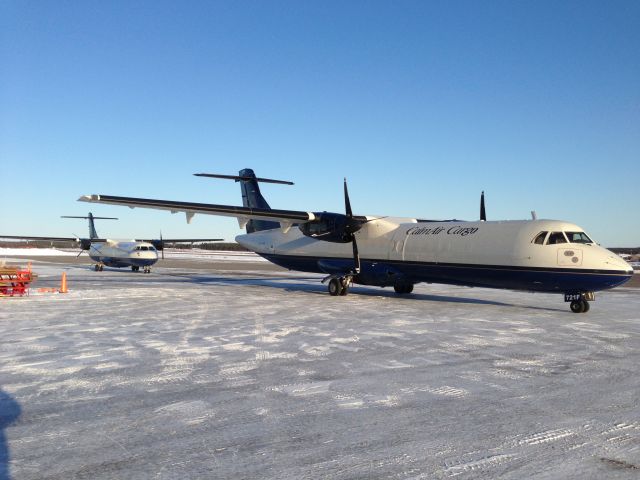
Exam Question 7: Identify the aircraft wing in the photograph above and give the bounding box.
[0,235,108,244]
[0,235,80,241]
[78,194,318,227]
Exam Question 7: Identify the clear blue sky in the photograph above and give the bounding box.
[1,1,638,246]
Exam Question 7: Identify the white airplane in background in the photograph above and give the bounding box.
[79,169,634,313]
[1,212,223,273]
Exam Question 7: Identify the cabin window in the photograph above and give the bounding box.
[547,231,568,245]
[533,231,548,245]
[565,231,593,244]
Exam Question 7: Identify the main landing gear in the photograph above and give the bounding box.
[324,275,416,297]
[327,276,352,296]
[566,292,594,313]
[94,263,104,272]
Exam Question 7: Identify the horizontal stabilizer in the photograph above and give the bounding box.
[194,173,294,185]
[61,216,118,220]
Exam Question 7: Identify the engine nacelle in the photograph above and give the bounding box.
[79,239,92,250]
[299,213,353,243]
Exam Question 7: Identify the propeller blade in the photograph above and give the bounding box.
[480,191,486,221]
[344,178,353,218]
[76,249,84,258]
[352,235,361,274]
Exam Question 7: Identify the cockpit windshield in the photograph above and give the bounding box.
[547,232,568,245]
[565,232,593,244]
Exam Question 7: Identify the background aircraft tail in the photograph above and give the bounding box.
[61,213,118,239]
[194,168,293,233]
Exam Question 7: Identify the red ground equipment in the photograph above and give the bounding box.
[0,265,36,297]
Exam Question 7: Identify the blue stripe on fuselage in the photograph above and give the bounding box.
[259,253,632,294]
[89,256,157,268]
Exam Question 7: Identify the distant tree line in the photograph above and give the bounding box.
[165,242,248,251]
[610,247,640,255]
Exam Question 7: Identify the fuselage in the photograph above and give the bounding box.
[237,219,633,294]
[89,240,158,268]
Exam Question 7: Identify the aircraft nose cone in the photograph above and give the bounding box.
[606,255,634,273]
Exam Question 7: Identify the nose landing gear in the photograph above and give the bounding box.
[570,299,590,313]
[131,265,152,273]
[566,292,594,313]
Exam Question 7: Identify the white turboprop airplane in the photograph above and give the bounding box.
[79,169,634,312]
[1,212,223,273]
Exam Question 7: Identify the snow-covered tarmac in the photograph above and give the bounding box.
[1,256,639,479]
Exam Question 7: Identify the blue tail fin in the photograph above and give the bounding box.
[88,212,98,239]
[194,169,294,233]
[238,169,279,233]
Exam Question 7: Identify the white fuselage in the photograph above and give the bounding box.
[236,218,633,293]
[89,240,158,269]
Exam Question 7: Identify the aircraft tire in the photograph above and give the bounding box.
[328,278,343,296]
[570,300,585,313]
[582,300,590,313]
[394,283,413,294]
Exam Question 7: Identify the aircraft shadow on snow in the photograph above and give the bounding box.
[162,272,566,312]
[0,390,21,480]
[39,264,565,312]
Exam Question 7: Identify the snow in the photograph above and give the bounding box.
[0,260,639,479]
[163,248,268,262]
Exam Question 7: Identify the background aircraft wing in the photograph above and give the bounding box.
[78,194,317,223]
[0,235,79,241]
[0,235,108,244]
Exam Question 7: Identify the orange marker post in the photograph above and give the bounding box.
[59,272,68,293]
